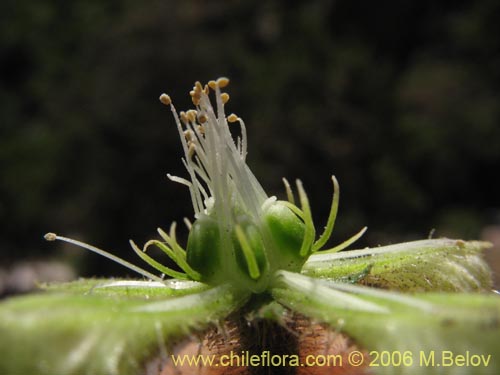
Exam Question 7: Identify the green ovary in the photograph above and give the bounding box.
[186,202,307,291]
[263,202,307,271]
[186,216,222,283]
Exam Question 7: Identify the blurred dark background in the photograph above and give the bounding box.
[1,0,499,289]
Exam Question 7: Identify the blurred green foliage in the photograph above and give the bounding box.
[1,0,499,277]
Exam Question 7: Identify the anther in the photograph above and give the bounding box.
[227,114,239,123]
[183,130,193,141]
[217,77,230,88]
[44,232,57,241]
[208,80,217,90]
[187,110,197,123]
[180,111,188,124]
[159,93,171,106]
[190,90,201,106]
[221,93,230,104]
[194,81,203,92]
[197,125,205,135]
[192,85,202,97]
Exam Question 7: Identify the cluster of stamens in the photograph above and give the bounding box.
[158,78,255,220]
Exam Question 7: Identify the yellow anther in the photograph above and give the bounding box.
[221,93,230,104]
[217,77,230,88]
[203,85,209,95]
[159,93,171,106]
[208,80,217,90]
[227,114,239,123]
[197,125,205,135]
[44,232,57,241]
[183,130,193,141]
[187,110,197,123]
[194,81,203,92]
[190,88,201,106]
[180,111,188,124]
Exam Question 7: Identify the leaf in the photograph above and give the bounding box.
[272,271,500,375]
[40,278,208,297]
[0,280,248,375]
[302,239,492,292]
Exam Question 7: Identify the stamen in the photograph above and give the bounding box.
[191,96,200,106]
[194,81,203,92]
[190,82,203,106]
[44,232,57,241]
[183,130,194,141]
[168,103,202,216]
[208,80,217,90]
[221,93,230,104]
[167,173,192,187]
[238,117,248,160]
[217,77,230,88]
[162,78,267,236]
[197,124,205,134]
[180,111,188,124]
[187,110,197,123]
[44,233,165,282]
[159,93,171,106]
